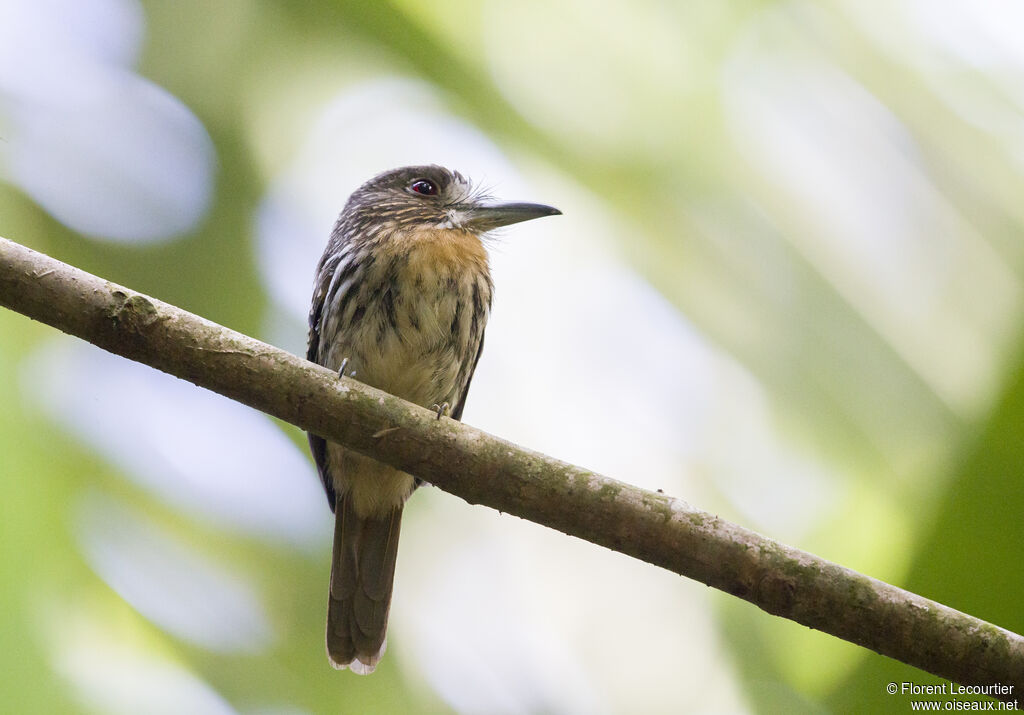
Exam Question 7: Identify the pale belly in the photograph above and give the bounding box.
[320,279,475,517]
[322,305,465,409]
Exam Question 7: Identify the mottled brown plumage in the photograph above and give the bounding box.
[307,165,559,673]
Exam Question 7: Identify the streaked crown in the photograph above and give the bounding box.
[335,165,560,241]
[340,165,474,236]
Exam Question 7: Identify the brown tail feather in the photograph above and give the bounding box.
[326,495,403,674]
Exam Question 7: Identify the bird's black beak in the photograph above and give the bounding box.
[456,201,561,232]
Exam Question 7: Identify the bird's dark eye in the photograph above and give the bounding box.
[409,179,438,196]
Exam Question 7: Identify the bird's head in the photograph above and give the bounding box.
[338,165,560,243]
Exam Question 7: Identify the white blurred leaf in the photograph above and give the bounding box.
[76,492,274,653]
[0,0,214,242]
[23,338,328,549]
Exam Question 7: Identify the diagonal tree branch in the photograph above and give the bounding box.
[1,235,1021,698]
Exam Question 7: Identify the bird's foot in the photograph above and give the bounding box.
[337,358,356,379]
[431,402,450,420]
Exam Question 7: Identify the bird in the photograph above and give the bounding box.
[306,165,560,673]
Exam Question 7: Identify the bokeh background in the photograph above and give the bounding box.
[1,0,1023,712]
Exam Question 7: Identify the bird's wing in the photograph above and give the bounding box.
[307,253,338,510]
[450,330,485,422]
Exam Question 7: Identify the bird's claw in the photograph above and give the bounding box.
[337,358,356,379]
[431,402,450,420]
